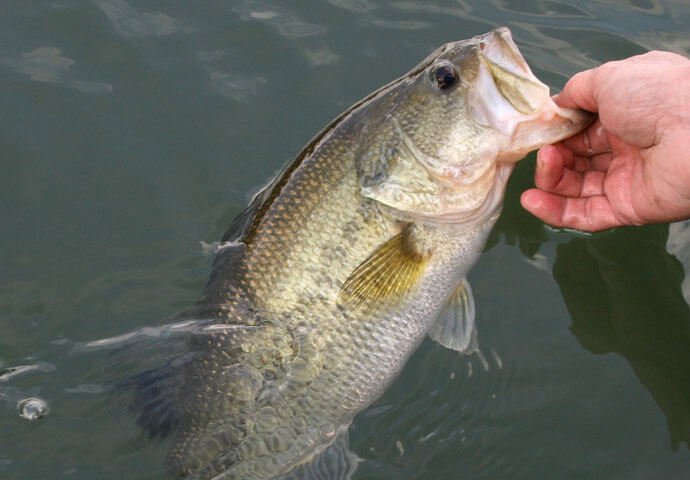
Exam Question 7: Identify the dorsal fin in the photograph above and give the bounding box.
[220,52,440,247]
[221,192,267,244]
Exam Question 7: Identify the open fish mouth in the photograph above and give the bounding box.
[471,27,594,163]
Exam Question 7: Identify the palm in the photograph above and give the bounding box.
[521,50,690,232]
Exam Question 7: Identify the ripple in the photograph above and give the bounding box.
[233,0,327,38]
[229,0,340,68]
[94,0,183,37]
[71,80,114,94]
[491,0,592,16]
[17,397,49,421]
[640,31,690,55]
[326,0,378,13]
[367,19,431,30]
[1,47,72,82]
[353,341,512,478]
[0,47,113,94]
[303,47,340,66]
[64,384,107,394]
[199,240,242,256]
[0,363,56,382]
[389,1,472,18]
[209,72,268,103]
[75,319,204,351]
[196,48,271,102]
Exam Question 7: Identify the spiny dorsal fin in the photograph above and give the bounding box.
[338,225,428,314]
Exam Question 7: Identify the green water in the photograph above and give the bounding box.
[2,1,690,478]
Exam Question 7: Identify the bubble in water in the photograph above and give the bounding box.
[17,397,49,420]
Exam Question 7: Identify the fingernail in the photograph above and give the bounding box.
[536,148,546,169]
[521,191,540,210]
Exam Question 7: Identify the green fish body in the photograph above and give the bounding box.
[131,27,591,479]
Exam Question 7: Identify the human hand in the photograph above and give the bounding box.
[520,51,690,232]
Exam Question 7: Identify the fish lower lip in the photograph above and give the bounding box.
[502,102,595,163]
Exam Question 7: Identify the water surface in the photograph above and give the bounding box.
[2,1,690,478]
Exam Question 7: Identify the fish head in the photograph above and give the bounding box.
[358,27,593,223]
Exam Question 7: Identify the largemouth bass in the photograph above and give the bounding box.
[128,27,591,479]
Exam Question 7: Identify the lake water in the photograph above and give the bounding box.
[2,1,690,479]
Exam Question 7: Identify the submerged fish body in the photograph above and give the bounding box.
[136,28,591,479]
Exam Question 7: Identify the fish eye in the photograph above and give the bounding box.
[430,62,459,90]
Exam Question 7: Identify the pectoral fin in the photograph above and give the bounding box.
[338,225,428,314]
[428,279,479,354]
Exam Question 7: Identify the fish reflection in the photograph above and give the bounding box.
[553,224,690,450]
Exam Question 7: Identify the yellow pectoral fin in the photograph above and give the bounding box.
[337,225,428,314]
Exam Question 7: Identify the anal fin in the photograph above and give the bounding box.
[428,278,479,354]
[278,428,361,480]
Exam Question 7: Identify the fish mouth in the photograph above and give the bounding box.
[472,27,594,162]
[478,27,544,115]
[500,98,595,163]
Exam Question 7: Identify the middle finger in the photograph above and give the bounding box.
[562,118,611,157]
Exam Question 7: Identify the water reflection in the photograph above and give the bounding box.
[488,156,548,258]
[553,225,690,450]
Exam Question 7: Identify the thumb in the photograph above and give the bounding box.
[553,68,599,113]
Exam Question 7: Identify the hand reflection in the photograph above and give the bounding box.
[487,155,549,257]
[553,224,690,450]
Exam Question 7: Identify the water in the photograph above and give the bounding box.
[1,1,689,478]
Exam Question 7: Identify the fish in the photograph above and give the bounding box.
[126,27,592,479]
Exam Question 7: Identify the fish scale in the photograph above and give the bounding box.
[130,28,591,479]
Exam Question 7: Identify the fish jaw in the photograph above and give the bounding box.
[470,27,595,163]
[355,27,593,225]
[499,98,594,163]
